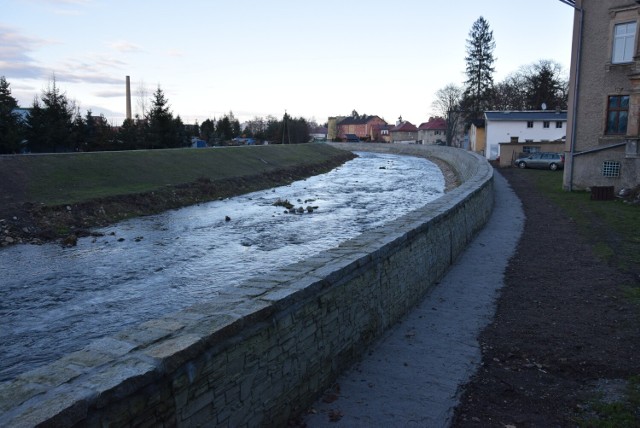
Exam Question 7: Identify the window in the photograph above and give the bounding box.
[602,160,621,177]
[523,146,540,153]
[556,121,563,129]
[527,121,533,128]
[543,121,550,128]
[612,22,637,64]
[606,95,629,134]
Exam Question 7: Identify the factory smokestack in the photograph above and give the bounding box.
[125,76,132,120]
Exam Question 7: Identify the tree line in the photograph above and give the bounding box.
[432,16,570,146]
[0,76,310,154]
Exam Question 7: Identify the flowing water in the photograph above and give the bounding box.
[0,151,445,381]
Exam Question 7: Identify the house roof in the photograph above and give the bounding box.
[391,121,418,132]
[338,115,385,125]
[418,117,446,130]
[484,110,568,121]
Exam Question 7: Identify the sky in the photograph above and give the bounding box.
[1,0,576,127]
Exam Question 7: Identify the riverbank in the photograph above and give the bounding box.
[0,144,356,247]
[0,144,462,248]
[452,168,640,427]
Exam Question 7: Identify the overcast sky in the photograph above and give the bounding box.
[1,0,575,126]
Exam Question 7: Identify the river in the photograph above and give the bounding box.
[0,151,445,381]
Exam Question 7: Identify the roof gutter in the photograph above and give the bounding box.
[559,0,583,191]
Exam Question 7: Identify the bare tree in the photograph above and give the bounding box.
[136,79,150,118]
[432,84,464,146]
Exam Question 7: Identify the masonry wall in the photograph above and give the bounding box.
[0,144,493,427]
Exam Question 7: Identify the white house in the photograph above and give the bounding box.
[484,110,567,160]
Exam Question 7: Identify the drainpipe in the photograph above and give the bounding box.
[559,0,584,191]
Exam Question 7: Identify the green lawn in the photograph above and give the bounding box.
[0,144,345,206]
[526,169,640,276]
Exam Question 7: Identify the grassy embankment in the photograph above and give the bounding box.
[1,143,350,206]
[524,169,640,276]
[0,143,356,241]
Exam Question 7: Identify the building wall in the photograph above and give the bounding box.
[0,144,493,427]
[486,119,566,160]
[564,0,640,191]
[418,129,446,145]
[498,142,565,167]
[336,117,387,141]
[391,131,419,143]
[469,125,486,155]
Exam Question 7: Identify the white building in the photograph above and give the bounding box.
[484,111,567,160]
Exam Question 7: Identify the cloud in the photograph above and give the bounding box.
[0,25,53,79]
[0,25,126,89]
[108,40,143,54]
[167,49,184,57]
[93,90,124,98]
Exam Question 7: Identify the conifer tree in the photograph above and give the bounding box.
[27,77,75,152]
[0,76,23,153]
[147,86,175,148]
[462,16,496,118]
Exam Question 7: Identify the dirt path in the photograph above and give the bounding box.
[452,169,640,427]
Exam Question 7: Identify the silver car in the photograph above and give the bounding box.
[514,152,565,171]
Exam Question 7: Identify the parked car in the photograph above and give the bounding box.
[514,152,565,171]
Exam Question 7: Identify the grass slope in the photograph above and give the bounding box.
[526,169,640,275]
[1,144,345,206]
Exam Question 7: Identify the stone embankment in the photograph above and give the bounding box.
[0,143,493,427]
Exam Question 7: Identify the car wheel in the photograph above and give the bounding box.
[518,161,526,169]
[549,163,558,171]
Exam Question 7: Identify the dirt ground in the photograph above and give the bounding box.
[451,168,640,427]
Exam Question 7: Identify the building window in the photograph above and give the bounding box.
[602,160,621,177]
[606,95,629,134]
[527,121,533,128]
[612,22,637,64]
[543,121,550,128]
[523,146,540,153]
[556,121,563,128]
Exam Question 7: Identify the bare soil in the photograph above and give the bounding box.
[452,168,640,427]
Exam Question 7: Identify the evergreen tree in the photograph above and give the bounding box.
[27,78,76,152]
[200,118,215,143]
[147,86,175,148]
[462,16,496,118]
[118,117,142,150]
[173,115,188,147]
[216,116,232,142]
[215,112,240,142]
[0,76,24,154]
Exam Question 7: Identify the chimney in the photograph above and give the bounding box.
[125,76,132,120]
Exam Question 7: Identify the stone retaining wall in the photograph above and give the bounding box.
[0,144,494,427]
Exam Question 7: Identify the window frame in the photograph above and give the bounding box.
[543,121,550,129]
[602,160,621,177]
[556,121,563,129]
[606,95,630,135]
[526,121,533,128]
[612,21,637,64]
